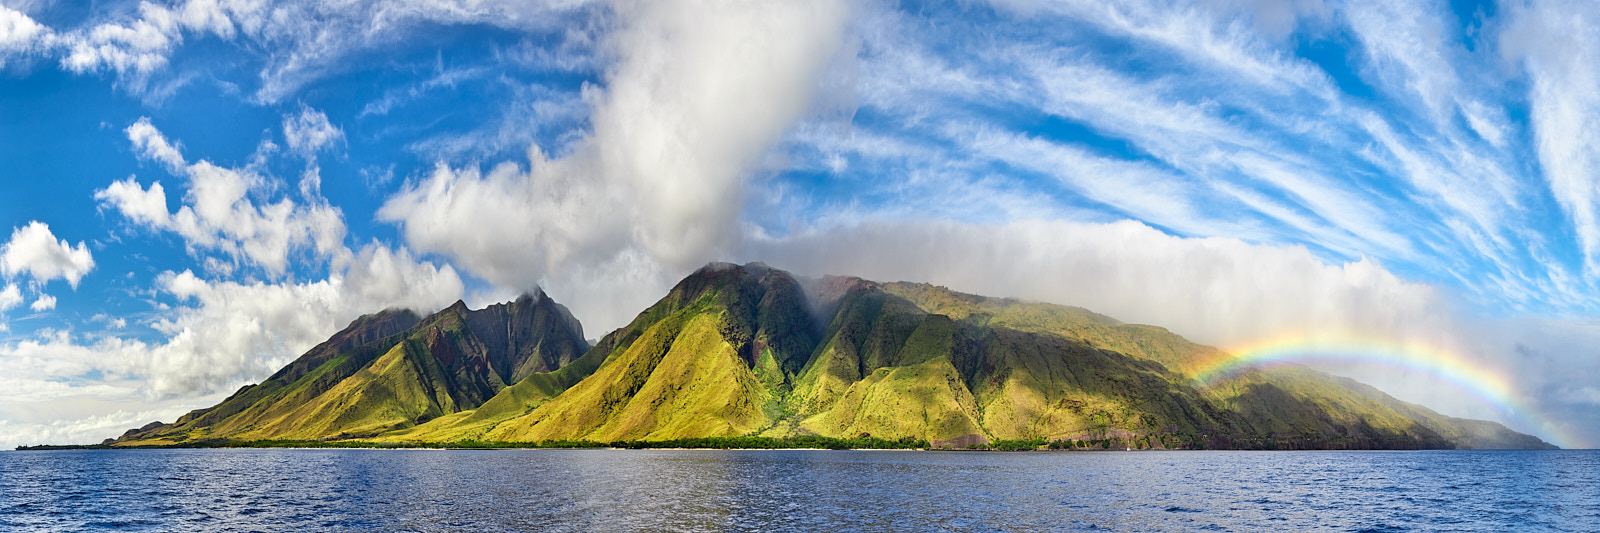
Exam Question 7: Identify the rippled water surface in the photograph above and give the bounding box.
[1,448,1596,532]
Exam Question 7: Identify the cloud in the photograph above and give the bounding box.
[358,63,494,119]
[92,314,128,329]
[58,0,234,84]
[99,118,347,275]
[0,4,49,61]
[747,218,1446,348]
[0,221,95,288]
[33,0,603,101]
[0,283,20,312]
[29,293,54,312]
[1502,0,1600,277]
[140,242,463,396]
[282,105,344,157]
[95,177,171,228]
[49,107,469,411]
[76,113,469,400]
[0,404,207,450]
[0,242,463,404]
[125,117,186,173]
[379,0,852,332]
[738,217,1600,446]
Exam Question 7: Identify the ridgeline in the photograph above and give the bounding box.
[68,262,1552,452]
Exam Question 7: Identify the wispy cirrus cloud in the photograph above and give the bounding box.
[10,0,600,102]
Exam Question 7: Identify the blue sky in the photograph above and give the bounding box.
[1,0,1598,449]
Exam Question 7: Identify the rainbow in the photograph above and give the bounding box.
[1192,333,1572,449]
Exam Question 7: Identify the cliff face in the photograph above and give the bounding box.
[113,263,1556,450]
[115,292,589,444]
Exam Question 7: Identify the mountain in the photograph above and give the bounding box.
[115,292,589,444]
[111,262,1555,450]
[389,262,819,443]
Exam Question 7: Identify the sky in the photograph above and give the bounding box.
[0,0,1597,449]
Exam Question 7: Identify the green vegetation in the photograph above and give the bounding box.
[91,263,1554,452]
[24,435,929,451]
[114,293,591,446]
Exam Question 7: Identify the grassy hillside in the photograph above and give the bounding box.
[109,264,1554,451]
[115,292,590,445]
[389,262,819,443]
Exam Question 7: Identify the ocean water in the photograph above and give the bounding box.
[0,449,1595,532]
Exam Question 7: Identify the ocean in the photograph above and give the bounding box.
[1,448,1595,532]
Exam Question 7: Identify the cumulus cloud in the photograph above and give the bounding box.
[0,4,49,61]
[282,105,343,157]
[380,0,851,331]
[94,177,170,228]
[99,118,346,275]
[0,221,95,288]
[0,283,20,312]
[76,113,469,401]
[0,243,462,403]
[29,293,55,312]
[125,117,186,173]
[140,242,463,395]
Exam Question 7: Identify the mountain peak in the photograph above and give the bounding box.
[103,263,1555,451]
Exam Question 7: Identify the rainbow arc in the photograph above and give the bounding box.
[1191,334,1569,448]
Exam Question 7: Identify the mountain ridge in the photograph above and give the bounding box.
[108,262,1555,450]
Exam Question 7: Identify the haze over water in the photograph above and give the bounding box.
[2,449,1595,532]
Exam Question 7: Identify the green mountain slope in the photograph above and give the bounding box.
[463,263,818,442]
[109,263,1553,450]
[115,292,589,444]
[790,277,1239,446]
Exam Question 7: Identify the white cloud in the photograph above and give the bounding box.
[380,0,852,333]
[95,177,171,228]
[0,405,199,449]
[29,293,54,312]
[35,0,602,102]
[140,243,462,396]
[746,218,1447,348]
[0,283,20,312]
[282,106,344,157]
[963,126,1236,239]
[1502,0,1600,277]
[1342,0,1462,122]
[92,314,129,329]
[61,1,192,79]
[0,4,49,60]
[63,101,472,407]
[989,0,1329,94]
[0,221,95,288]
[125,117,186,173]
[99,118,347,275]
[0,244,461,403]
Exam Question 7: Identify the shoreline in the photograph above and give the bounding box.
[15,443,1545,452]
